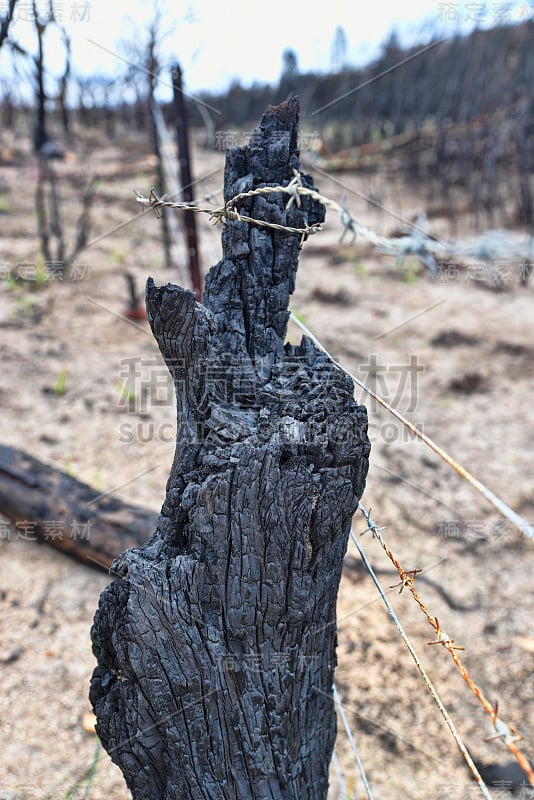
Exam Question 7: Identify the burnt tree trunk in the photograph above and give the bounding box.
[172,64,202,298]
[149,98,173,273]
[90,98,370,800]
[32,8,48,153]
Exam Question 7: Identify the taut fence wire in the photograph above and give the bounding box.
[333,682,375,799]
[136,170,534,796]
[288,311,534,541]
[330,749,350,800]
[136,170,534,281]
[287,311,534,791]
[348,517,495,798]
[142,175,534,538]
[354,504,534,789]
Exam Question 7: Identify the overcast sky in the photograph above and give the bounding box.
[3,0,532,97]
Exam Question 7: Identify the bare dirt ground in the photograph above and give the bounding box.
[1,119,533,800]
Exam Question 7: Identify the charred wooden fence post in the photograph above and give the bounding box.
[172,64,202,298]
[90,98,370,800]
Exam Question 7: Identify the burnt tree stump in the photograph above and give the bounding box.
[90,98,370,800]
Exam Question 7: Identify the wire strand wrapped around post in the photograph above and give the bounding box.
[91,98,370,800]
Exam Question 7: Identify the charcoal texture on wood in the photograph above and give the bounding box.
[90,98,370,800]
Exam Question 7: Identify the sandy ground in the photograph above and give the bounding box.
[1,119,533,800]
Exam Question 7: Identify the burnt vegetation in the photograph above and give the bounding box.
[189,21,534,228]
[3,16,534,237]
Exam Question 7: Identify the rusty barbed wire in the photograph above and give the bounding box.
[135,170,534,794]
[288,307,532,785]
[348,516,493,797]
[356,504,534,788]
[290,307,534,787]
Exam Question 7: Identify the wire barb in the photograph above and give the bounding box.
[354,505,534,787]
[339,195,358,244]
[389,567,422,593]
[348,521,494,798]
[284,169,303,210]
[136,166,534,792]
[137,169,534,282]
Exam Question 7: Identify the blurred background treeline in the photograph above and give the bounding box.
[1,4,533,240]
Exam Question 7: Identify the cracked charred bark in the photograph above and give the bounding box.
[90,98,370,800]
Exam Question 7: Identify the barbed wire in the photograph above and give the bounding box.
[136,169,534,278]
[289,281,534,788]
[137,184,534,541]
[137,168,533,795]
[354,504,534,788]
[348,512,494,798]
[288,312,534,542]
[136,174,534,539]
[301,305,533,791]
[135,183,321,240]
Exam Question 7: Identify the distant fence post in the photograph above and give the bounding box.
[172,63,202,298]
[90,98,370,799]
[149,97,174,272]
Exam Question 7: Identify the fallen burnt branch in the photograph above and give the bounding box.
[0,443,157,569]
[90,98,370,800]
